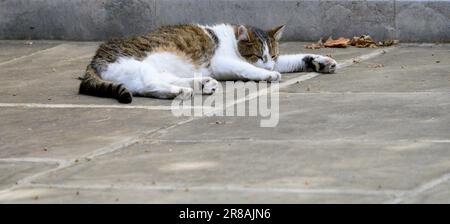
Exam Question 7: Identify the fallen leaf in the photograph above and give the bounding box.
[324,37,350,48]
[350,35,376,48]
[352,58,361,63]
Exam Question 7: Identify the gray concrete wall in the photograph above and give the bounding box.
[0,0,449,42]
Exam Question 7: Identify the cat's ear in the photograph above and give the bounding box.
[237,25,252,41]
[268,25,286,41]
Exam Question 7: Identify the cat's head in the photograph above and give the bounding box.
[236,25,285,71]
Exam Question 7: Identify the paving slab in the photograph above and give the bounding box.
[282,45,450,93]
[32,140,450,194]
[159,93,450,141]
[399,180,450,203]
[0,107,188,159]
[0,161,57,190]
[0,41,61,63]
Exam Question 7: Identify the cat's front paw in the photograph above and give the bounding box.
[263,71,282,82]
[304,55,337,74]
[201,77,219,95]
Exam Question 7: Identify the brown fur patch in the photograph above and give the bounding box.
[79,24,217,103]
[91,24,217,72]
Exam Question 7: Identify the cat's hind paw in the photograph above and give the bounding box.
[202,77,219,95]
[176,87,194,100]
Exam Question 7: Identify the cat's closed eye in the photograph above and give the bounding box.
[253,55,264,60]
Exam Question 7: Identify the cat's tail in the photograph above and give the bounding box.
[79,64,133,104]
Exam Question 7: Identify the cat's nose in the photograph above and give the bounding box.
[263,56,268,63]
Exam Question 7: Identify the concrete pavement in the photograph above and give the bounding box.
[0,41,449,203]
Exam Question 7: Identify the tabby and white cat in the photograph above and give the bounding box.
[79,24,337,103]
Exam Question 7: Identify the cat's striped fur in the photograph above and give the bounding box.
[79,24,337,103]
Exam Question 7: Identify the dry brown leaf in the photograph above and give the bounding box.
[324,37,350,48]
[351,35,377,48]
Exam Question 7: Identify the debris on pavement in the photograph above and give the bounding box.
[368,63,384,68]
[324,37,350,48]
[350,35,378,48]
[305,35,399,49]
[305,38,324,49]
[377,39,399,47]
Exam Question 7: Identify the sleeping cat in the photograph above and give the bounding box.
[79,24,337,103]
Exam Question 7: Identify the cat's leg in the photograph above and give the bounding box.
[274,54,337,74]
[171,77,220,95]
[138,82,193,100]
[210,57,281,82]
[137,72,194,100]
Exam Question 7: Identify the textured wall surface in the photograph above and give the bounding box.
[0,0,449,42]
